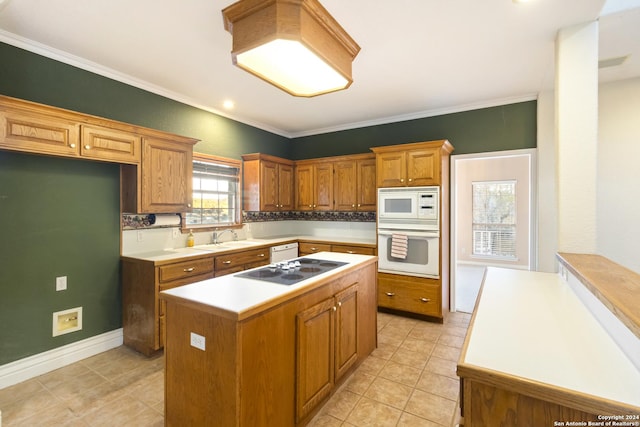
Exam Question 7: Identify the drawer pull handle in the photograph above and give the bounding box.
[257,253,265,257]
[183,267,195,272]
[347,251,355,254]
[385,292,395,297]
[311,247,317,251]
[420,298,431,303]
[222,260,232,264]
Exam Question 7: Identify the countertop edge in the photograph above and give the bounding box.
[557,252,640,340]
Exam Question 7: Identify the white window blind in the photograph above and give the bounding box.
[472,181,516,258]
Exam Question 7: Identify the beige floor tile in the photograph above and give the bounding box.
[355,355,387,376]
[345,396,402,427]
[364,377,413,409]
[400,338,435,356]
[37,363,95,390]
[404,389,456,426]
[307,413,344,426]
[390,348,430,369]
[320,389,361,421]
[425,356,458,379]
[443,324,468,338]
[40,370,109,402]
[407,327,441,343]
[122,370,164,407]
[370,341,398,360]
[431,344,461,362]
[378,361,422,387]
[62,380,124,416]
[79,394,149,426]
[438,334,464,349]
[1,387,61,425]
[415,371,459,401]
[397,411,446,427]
[0,379,45,407]
[11,401,88,427]
[342,370,376,395]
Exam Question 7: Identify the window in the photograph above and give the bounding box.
[472,180,516,258]
[184,153,242,230]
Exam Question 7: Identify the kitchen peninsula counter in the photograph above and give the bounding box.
[457,266,640,426]
[160,252,378,427]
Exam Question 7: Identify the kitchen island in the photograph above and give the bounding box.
[457,265,640,426]
[160,252,378,427]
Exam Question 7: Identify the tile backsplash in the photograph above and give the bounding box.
[243,210,375,222]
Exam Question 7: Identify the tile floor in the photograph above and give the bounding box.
[0,311,470,427]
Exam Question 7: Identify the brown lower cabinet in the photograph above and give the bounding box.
[161,260,378,427]
[377,272,442,319]
[299,240,376,256]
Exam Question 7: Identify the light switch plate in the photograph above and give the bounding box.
[56,276,67,291]
[190,332,205,351]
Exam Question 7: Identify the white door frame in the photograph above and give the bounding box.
[449,148,538,312]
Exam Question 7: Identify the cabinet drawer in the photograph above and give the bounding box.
[159,258,214,283]
[299,242,331,254]
[378,274,441,317]
[331,245,375,255]
[215,247,269,270]
[215,265,245,277]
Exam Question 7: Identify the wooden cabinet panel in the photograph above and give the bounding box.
[334,284,358,381]
[295,163,315,210]
[378,272,442,318]
[140,137,193,213]
[314,163,333,211]
[299,242,332,255]
[296,297,335,423]
[372,140,453,187]
[214,247,270,273]
[122,254,214,356]
[333,160,357,211]
[243,154,295,212]
[80,125,140,164]
[0,108,80,157]
[356,158,377,211]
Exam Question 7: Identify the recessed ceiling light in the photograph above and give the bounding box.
[223,100,235,109]
[513,0,532,3]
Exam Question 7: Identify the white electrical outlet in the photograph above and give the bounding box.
[137,230,143,242]
[55,276,67,291]
[190,332,206,351]
[172,228,179,238]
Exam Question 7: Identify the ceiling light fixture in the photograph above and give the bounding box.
[222,0,360,97]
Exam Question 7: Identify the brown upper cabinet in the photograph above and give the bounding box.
[295,160,334,211]
[0,95,199,214]
[242,153,294,211]
[333,154,376,211]
[371,140,454,187]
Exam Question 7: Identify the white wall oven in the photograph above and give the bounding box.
[377,186,440,278]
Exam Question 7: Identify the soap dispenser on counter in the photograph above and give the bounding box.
[187,230,195,247]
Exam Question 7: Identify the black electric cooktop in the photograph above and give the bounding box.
[234,258,348,285]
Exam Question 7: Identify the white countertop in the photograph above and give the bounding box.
[461,267,640,408]
[123,234,376,262]
[160,252,376,320]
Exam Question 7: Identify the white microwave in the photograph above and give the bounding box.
[377,186,439,230]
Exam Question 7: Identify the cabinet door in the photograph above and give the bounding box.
[334,284,358,381]
[407,148,439,186]
[141,137,193,213]
[80,125,140,164]
[376,151,406,187]
[0,109,80,157]
[260,160,279,211]
[278,163,294,210]
[333,160,357,211]
[296,298,335,422]
[356,158,377,211]
[314,163,334,211]
[295,164,314,211]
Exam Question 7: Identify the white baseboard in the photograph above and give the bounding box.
[0,329,123,390]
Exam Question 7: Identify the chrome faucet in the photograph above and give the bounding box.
[212,229,238,244]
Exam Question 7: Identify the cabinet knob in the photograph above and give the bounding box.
[222,260,231,264]
[337,301,342,307]
[84,145,91,150]
[332,306,337,312]
[352,204,355,207]
[311,247,317,251]
[313,205,316,208]
[183,267,195,272]
[187,203,191,208]
[400,178,404,182]
[308,205,312,208]
[420,298,431,303]
[69,143,76,148]
[357,204,361,207]
[385,292,395,297]
[408,178,413,182]
[347,251,355,254]
[257,253,265,257]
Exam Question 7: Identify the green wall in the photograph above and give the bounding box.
[0,40,536,365]
[0,152,120,365]
[291,101,537,159]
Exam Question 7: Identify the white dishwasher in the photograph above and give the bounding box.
[270,242,299,263]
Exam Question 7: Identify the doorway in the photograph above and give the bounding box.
[450,149,537,313]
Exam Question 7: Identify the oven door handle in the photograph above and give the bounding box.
[378,230,439,238]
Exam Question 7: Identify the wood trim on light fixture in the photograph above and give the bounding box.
[222,0,361,97]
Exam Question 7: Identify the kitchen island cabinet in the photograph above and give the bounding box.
[160,252,378,427]
[457,266,640,425]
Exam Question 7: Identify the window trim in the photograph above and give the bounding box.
[181,152,243,233]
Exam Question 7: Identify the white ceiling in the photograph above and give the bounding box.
[0,0,638,138]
